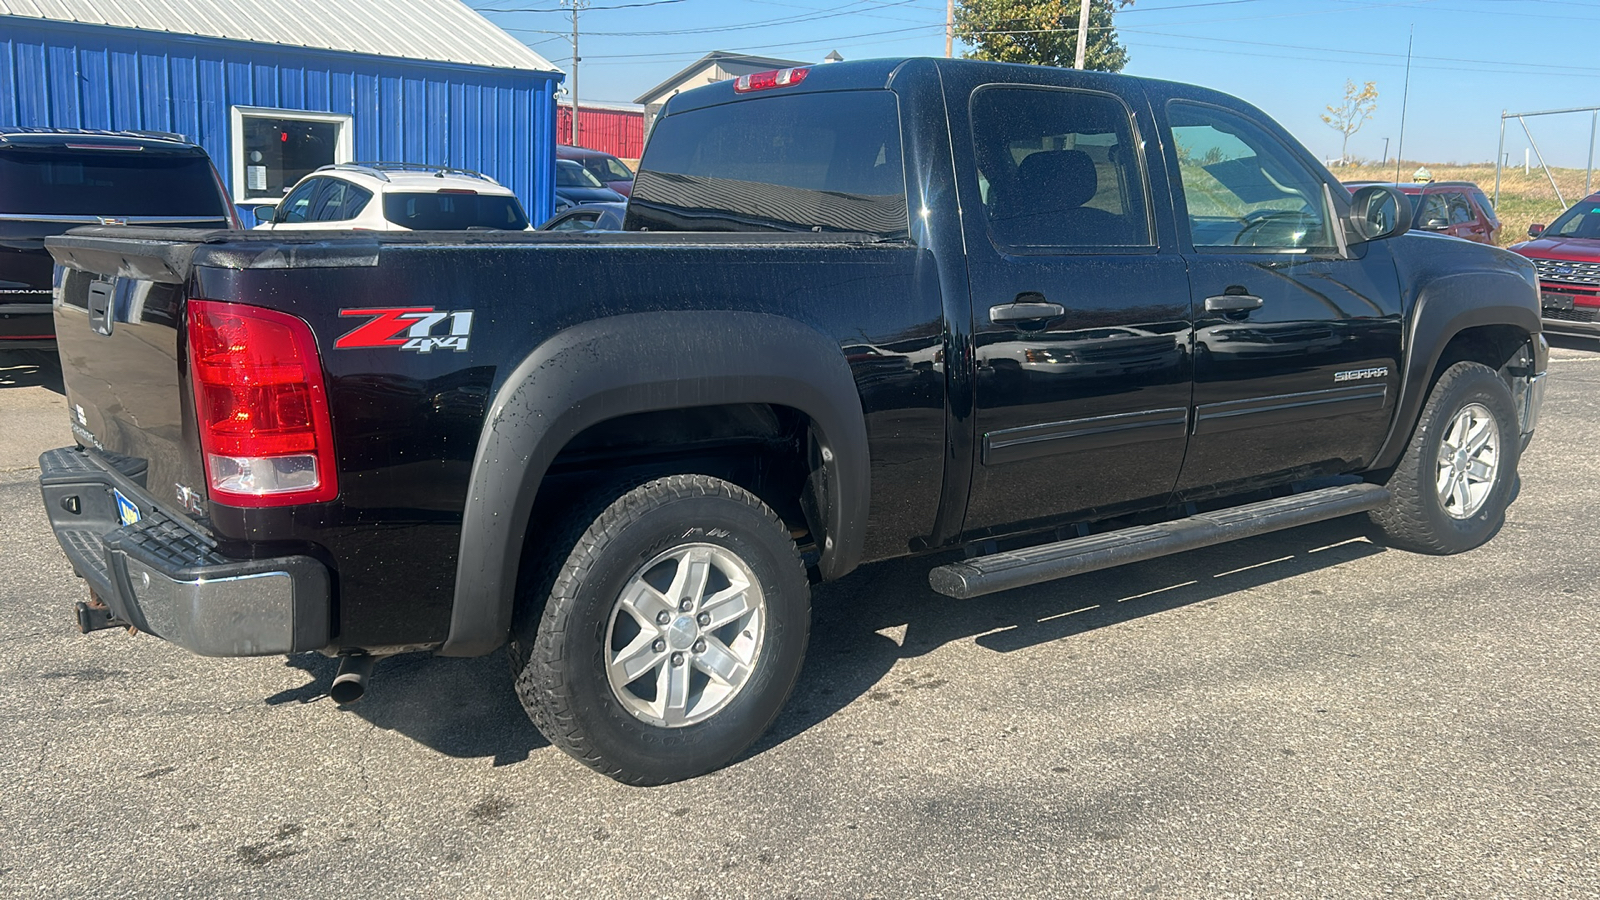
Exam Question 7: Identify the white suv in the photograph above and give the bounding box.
[253,163,532,231]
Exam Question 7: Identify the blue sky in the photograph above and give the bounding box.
[467,0,1600,169]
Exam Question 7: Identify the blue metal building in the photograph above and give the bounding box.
[0,0,563,221]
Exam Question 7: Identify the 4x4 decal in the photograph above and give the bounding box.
[335,307,474,353]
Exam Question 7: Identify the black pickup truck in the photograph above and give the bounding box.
[39,58,1547,784]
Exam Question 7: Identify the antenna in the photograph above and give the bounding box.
[1393,25,1412,184]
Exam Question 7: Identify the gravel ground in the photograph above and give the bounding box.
[0,342,1596,899]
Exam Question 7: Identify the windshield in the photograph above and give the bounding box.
[0,149,227,216]
[1546,200,1600,239]
[381,192,530,230]
[557,161,605,188]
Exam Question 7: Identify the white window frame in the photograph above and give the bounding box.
[229,106,354,206]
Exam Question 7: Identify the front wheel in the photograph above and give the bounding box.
[1369,361,1520,554]
[511,475,810,785]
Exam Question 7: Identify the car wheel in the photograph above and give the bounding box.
[1369,361,1520,554]
[511,474,810,785]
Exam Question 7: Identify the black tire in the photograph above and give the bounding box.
[510,474,810,785]
[1369,361,1520,554]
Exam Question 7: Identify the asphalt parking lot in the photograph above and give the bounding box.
[1,343,1597,899]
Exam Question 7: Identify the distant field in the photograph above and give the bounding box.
[1336,161,1599,246]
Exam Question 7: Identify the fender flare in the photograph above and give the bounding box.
[439,310,869,656]
[1371,264,1540,471]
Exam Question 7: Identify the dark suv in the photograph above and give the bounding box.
[1510,192,1600,338]
[1343,180,1501,245]
[1,129,236,350]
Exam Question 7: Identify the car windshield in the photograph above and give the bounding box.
[0,148,227,216]
[381,192,530,230]
[557,161,605,188]
[1546,200,1600,239]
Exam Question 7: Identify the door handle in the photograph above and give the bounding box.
[990,294,1065,324]
[1203,292,1264,313]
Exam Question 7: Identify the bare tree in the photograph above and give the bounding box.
[1322,80,1379,165]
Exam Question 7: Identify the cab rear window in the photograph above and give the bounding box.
[627,90,908,237]
[0,149,227,217]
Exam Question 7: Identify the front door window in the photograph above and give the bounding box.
[1168,104,1334,252]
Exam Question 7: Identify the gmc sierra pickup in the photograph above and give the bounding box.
[39,58,1547,785]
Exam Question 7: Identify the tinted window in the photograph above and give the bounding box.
[1417,192,1451,227]
[1549,201,1600,238]
[549,211,600,232]
[275,177,324,224]
[1168,102,1333,251]
[1468,187,1498,225]
[971,87,1151,248]
[309,179,372,222]
[628,90,907,237]
[586,156,633,181]
[557,161,605,188]
[382,192,530,230]
[0,149,226,216]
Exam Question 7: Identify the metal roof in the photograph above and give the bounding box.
[0,0,558,72]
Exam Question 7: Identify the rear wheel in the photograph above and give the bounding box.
[1369,361,1520,554]
[511,474,810,785]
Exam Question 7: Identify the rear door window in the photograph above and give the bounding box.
[629,90,907,237]
[308,180,372,222]
[970,86,1152,248]
[0,149,226,216]
[275,178,325,224]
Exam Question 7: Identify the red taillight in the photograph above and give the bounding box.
[437,188,479,195]
[733,66,809,93]
[187,300,338,507]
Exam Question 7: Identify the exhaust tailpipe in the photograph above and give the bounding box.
[330,654,377,704]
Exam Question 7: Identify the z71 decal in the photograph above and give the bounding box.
[335,307,475,353]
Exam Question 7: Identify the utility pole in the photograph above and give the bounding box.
[1074,0,1091,69]
[565,0,589,147]
[945,0,954,58]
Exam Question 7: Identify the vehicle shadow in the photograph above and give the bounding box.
[0,350,65,394]
[273,649,550,766]
[751,516,1385,755]
[276,516,1384,771]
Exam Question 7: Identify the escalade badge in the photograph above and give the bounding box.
[335,307,474,353]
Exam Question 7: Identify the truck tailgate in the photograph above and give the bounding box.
[48,229,215,531]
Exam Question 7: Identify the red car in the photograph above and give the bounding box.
[556,145,634,198]
[1511,193,1600,338]
[1343,180,1501,245]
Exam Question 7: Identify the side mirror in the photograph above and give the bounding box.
[252,205,277,226]
[1346,184,1411,243]
[1423,218,1449,231]
[1528,223,1545,238]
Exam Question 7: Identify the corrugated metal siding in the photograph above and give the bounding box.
[0,17,560,220]
[558,105,644,160]
[0,0,557,72]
